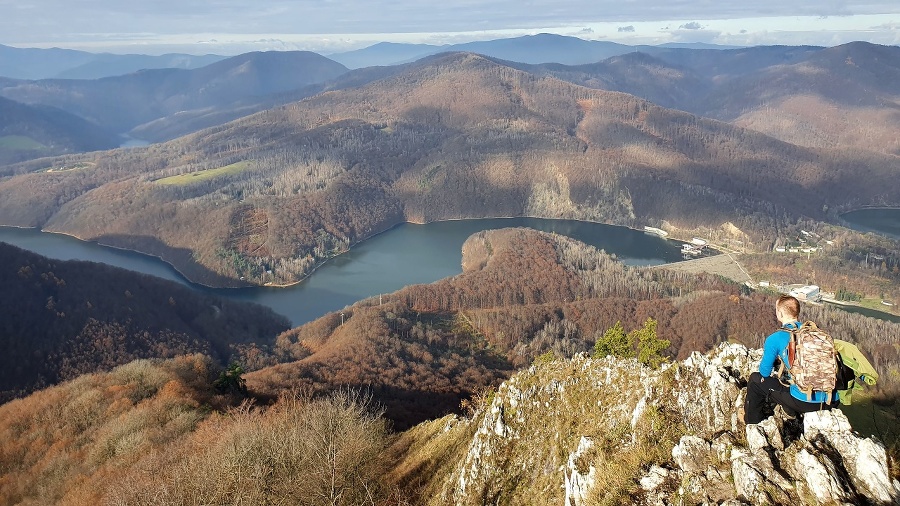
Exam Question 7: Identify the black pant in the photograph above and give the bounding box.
[744,372,837,424]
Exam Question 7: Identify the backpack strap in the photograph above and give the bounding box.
[774,325,797,387]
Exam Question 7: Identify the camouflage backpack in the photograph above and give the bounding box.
[775,321,838,400]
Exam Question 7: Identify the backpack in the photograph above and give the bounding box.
[833,339,879,405]
[775,321,837,400]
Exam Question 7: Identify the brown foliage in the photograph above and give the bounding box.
[0,356,393,506]
[0,242,290,402]
[0,355,223,505]
[249,228,899,432]
[2,52,897,287]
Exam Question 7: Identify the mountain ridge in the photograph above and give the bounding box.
[3,40,895,160]
[0,96,120,165]
[1,51,897,287]
[0,43,226,80]
[327,33,744,69]
[0,50,349,135]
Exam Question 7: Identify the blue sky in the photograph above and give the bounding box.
[2,0,899,54]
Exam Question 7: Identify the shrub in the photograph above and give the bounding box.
[593,321,633,359]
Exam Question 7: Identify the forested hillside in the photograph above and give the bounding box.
[0,243,290,402]
[0,51,348,138]
[2,52,896,287]
[0,96,119,165]
[246,228,900,429]
[492,42,900,154]
[701,42,900,155]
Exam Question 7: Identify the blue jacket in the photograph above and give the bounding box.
[759,322,839,404]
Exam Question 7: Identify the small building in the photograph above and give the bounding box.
[790,285,821,302]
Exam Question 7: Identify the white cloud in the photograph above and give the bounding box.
[2,1,898,54]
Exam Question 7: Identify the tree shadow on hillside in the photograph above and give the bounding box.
[95,233,247,288]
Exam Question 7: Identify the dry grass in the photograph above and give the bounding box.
[105,389,389,506]
[0,354,218,505]
[385,355,687,506]
[383,414,474,504]
[0,357,392,506]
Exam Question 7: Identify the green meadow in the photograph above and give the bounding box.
[154,161,252,186]
[0,135,47,151]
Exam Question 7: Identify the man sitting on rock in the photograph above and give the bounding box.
[743,295,839,424]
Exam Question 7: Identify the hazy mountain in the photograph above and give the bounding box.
[328,41,444,69]
[464,42,899,154]
[641,44,823,81]
[129,61,409,142]
[55,52,228,80]
[0,44,97,80]
[0,51,349,135]
[658,42,744,49]
[0,241,290,402]
[328,33,743,69]
[5,38,878,158]
[1,52,897,288]
[0,44,227,80]
[0,96,120,165]
[450,33,636,65]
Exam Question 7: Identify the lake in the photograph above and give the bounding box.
[0,218,685,326]
[840,208,900,241]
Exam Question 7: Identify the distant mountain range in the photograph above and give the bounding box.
[3,36,896,161]
[326,33,746,69]
[0,44,226,80]
[0,51,348,137]
[1,35,739,79]
[0,96,120,165]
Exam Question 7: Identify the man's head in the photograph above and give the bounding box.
[775,295,800,324]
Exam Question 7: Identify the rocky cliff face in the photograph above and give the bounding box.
[419,344,899,505]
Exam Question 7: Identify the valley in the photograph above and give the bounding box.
[2,45,898,290]
[1,33,900,505]
[0,216,687,326]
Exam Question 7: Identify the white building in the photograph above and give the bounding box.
[790,285,821,302]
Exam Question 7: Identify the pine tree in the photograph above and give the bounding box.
[593,321,634,359]
[632,318,670,369]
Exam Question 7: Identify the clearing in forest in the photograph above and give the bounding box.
[154,161,252,185]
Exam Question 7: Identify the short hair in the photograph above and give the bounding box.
[776,295,800,319]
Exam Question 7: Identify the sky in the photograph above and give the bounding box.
[2,0,899,55]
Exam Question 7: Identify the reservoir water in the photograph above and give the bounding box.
[841,208,900,241]
[0,218,685,326]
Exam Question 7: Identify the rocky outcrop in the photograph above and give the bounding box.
[434,343,899,505]
[666,346,899,506]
